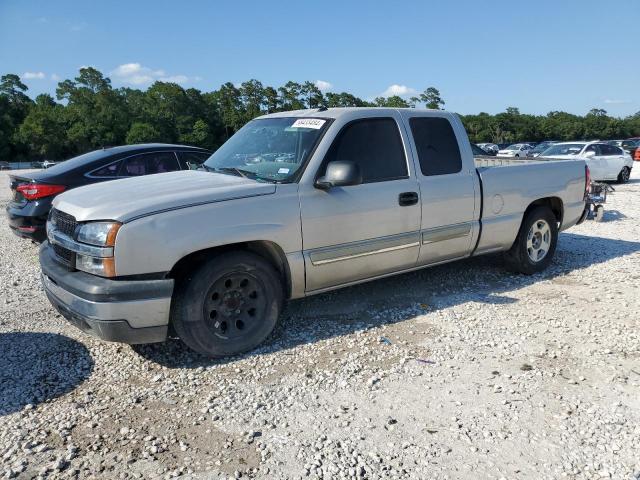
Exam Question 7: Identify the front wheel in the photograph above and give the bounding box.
[171,252,283,357]
[504,206,558,274]
[616,167,630,184]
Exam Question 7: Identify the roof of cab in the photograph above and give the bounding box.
[258,107,445,120]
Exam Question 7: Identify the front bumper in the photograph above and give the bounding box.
[40,242,174,344]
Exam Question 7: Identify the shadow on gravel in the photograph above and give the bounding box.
[600,210,627,222]
[0,332,94,415]
[134,233,640,368]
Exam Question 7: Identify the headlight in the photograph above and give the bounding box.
[76,253,116,277]
[77,222,121,247]
[75,221,120,277]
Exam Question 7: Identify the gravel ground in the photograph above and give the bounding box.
[1,169,639,480]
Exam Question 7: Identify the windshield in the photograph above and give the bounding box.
[540,143,585,156]
[505,144,522,150]
[203,117,329,182]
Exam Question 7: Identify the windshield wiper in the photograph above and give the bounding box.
[216,167,250,178]
[205,166,276,183]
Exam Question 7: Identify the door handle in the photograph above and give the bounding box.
[398,191,419,206]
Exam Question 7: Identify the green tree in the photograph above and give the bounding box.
[411,87,445,110]
[0,74,33,160]
[277,81,305,110]
[15,94,68,159]
[56,67,129,153]
[126,122,162,144]
[374,95,410,108]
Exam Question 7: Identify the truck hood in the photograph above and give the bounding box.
[53,170,276,222]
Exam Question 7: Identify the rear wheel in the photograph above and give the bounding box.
[504,206,558,274]
[616,167,630,184]
[171,252,283,357]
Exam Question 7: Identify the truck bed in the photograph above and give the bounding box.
[473,156,587,255]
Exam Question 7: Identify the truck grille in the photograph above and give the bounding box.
[51,209,77,237]
[53,243,75,267]
[49,209,77,268]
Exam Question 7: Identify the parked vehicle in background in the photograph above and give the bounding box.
[7,144,211,242]
[40,107,588,357]
[621,139,640,153]
[477,143,498,155]
[528,141,559,157]
[539,141,633,183]
[605,140,624,147]
[0,162,9,171]
[497,143,532,157]
[471,143,490,156]
[42,160,57,169]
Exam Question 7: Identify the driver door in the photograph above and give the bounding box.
[298,116,421,292]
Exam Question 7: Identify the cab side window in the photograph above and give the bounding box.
[410,117,462,176]
[321,118,408,183]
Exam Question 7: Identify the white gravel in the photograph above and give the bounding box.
[1,169,639,479]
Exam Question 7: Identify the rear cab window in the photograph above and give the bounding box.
[409,117,462,176]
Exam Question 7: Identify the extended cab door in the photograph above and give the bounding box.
[400,112,479,265]
[299,114,421,292]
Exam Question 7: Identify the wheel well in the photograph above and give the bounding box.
[167,241,292,299]
[525,197,564,226]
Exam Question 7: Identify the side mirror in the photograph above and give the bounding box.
[315,161,362,190]
[584,150,596,158]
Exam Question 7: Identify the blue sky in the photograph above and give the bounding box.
[1,0,638,117]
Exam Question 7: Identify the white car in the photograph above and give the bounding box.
[497,143,532,158]
[478,143,499,155]
[539,141,633,183]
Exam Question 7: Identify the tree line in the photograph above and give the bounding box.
[1,68,639,162]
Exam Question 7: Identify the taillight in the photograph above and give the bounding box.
[16,183,66,200]
[584,165,591,198]
[634,148,640,161]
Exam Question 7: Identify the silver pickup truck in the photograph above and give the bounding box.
[40,108,589,357]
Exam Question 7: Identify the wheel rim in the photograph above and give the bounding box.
[203,272,268,341]
[526,219,551,263]
[622,168,629,182]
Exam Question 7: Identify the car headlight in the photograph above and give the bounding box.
[75,222,121,277]
[77,222,121,247]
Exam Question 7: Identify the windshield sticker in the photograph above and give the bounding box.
[278,167,290,174]
[290,118,326,129]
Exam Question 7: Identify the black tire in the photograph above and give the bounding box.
[504,206,558,275]
[171,251,283,357]
[616,167,630,184]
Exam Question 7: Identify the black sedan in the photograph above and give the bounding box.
[7,144,211,242]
